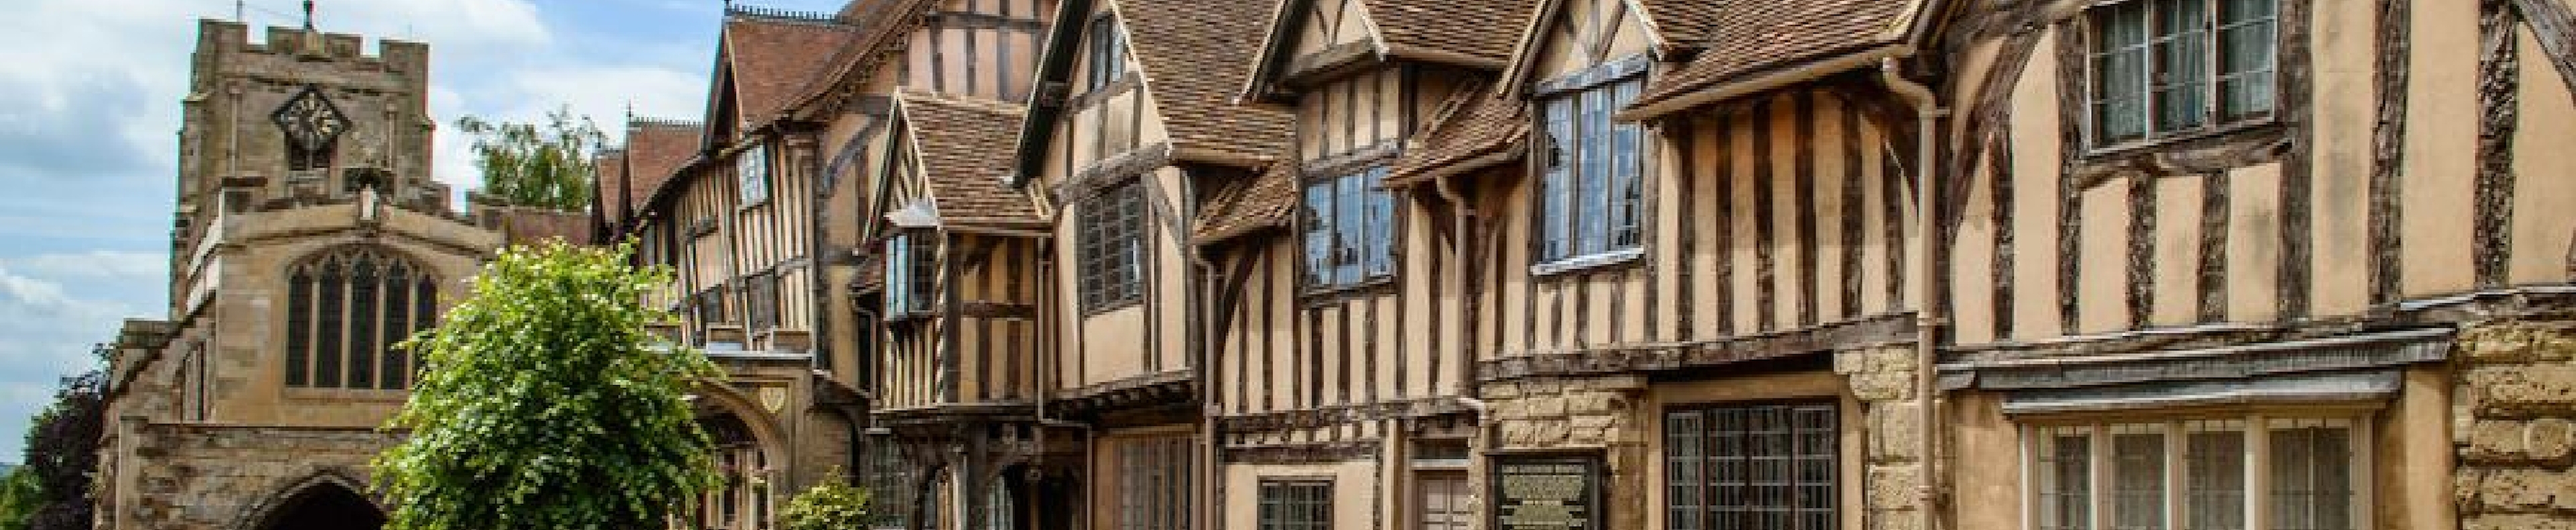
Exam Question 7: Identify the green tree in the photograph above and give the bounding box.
[374,242,720,530]
[456,106,603,211]
[0,467,38,530]
[778,471,871,530]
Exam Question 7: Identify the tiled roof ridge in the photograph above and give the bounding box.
[725,3,846,25]
[629,117,704,129]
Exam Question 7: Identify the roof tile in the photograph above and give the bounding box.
[1193,153,1299,244]
[726,16,864,126]
[1387,81,1527,187]
[1625,0,1918,116]
[1366,0,1540,66]
[1122,0,1295,165]
[625,121,705,213]
[900,92,1043,226]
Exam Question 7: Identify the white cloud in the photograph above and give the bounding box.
[0,251,168,280]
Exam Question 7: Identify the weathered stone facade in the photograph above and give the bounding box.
[2454,319,2576,530]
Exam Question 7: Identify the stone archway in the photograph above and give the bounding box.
[247,480,384,530]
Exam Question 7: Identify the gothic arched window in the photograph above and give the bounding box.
[284,246,437,389]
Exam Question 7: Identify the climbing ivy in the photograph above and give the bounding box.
[374,242,720,530]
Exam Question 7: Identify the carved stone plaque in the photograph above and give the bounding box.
[1490,454,1603,530]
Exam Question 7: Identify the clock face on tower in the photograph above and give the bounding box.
[272,85,350,152]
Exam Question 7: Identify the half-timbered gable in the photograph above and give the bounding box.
[1014,0,1292,435]
[1388,1,1944,530]
[1930,1,2576,529]
[710,11,860,354]
[619,119,708,331]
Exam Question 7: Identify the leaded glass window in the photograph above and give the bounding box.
[2028,417,2361,530]
[1535,78,1644,264]
[1085,16,1127,93]
[739,144,771,205]
[1663,401,1837,530]
[1257,480,1330,530]
[1118,436,1194,530]
[1079,178,1146,311]
[1301,167,1395,289]
[2089,0,2278,146]
[284,246,437,390]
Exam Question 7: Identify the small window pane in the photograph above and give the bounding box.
[2152,0,2210,133]
[2269,422,2353,530]
[1335,172,1366,284]
[2186,423,2246,530]
[2112,427,2167,530]
[1364,170,1395,278]
[2038,427,2093,530]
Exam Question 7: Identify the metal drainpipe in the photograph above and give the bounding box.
[1879,58,1947,530]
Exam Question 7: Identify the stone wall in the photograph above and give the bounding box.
[2455,319,2576,530]
[118,424,402,530]
[1836,346,1927,530]
[1483,374,1648,530]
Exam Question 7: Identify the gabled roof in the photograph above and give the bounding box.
[1120,0,1297,166]
[1630,0,1725,50]
[718,12,865,129]
[1240,0,1538,100]
[896,91,1043,228]
[1385,80,1527,187]
[592,149,629,225]
[625,119,705,213]
[1193,152,1299,244]
[786,0,941,121]
[1619,0,1926,120]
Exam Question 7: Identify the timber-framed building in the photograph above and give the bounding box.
[600,1,2576,530]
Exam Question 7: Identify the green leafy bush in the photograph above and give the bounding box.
[373,242,720,530]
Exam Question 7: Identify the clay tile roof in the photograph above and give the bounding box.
[1367,0,1540,66]
[1122,0,1294,166]
[1633,0,1728,48]
[593,149,629,223]
[1386,81,1527,187]
[900,92,1042,226]
[1623,0,1920,119]
[626,120,705,212]
[725,15,863,125]
[1193,153,1299,244]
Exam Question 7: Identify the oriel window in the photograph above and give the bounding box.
[1301,167,1395,290]
[1535,78,1645,265]
[2088,0,2278,146]
[284,246,436,390]
[885,231,941,317]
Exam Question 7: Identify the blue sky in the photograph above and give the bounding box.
[0,0,849,462]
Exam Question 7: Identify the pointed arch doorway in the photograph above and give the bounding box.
[253,481,385,530]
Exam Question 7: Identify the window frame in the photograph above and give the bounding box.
[1077,177,1148,314]
[2019,411,2374,530]
[1660,399,1841,530]
[1257,478,1334,530]
[282,246,435,391]
[1084,14,1128,94]
[2078,0,2283,155]
[738,143,773,206]
[1116,435,1196,530]
[1528,66,1648,274]
[884,230,941,319]
[1297,166,1399,295]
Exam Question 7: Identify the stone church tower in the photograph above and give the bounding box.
[93,17,578,530]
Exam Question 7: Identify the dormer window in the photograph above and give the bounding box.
[1085,15,1127,93]
[739,144,771,205]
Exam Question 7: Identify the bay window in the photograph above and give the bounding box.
[2030,416,2363,530]
[1301,166,1395,290]
[885,231,938,317]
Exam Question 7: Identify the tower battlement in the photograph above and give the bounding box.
[194,19,427,74]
